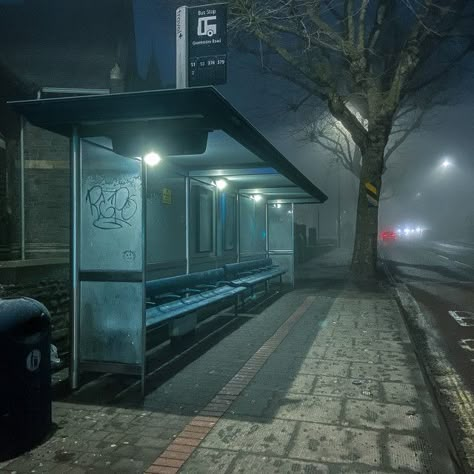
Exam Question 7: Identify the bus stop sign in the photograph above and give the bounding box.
[177,3,227,88]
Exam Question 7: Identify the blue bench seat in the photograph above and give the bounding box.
[224,258,285,289]
[146,269,246,330]
[230,267,285,287]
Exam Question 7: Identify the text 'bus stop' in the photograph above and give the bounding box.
[10,87,328,394]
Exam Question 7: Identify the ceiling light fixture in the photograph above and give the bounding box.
[215,179,228,190]
[143,151,161,166]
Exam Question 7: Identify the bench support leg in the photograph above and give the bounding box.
[234,296,238,317]
[169,313,197,339]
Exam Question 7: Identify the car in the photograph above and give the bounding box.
[380,230,397,242]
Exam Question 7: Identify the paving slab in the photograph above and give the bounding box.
[200,418,297,456]
[226,452,330,474]
[290,423,381,466]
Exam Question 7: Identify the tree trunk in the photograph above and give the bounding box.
[351,133,387,278]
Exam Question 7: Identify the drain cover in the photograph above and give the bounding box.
[459,339,474,352]
[448,310,474,327]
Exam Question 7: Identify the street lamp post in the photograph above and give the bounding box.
[337,167,341,248]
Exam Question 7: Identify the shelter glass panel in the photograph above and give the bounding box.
[146,168,186,264]
[80,140,143,271]
[255,199,266,253]
[223,193,236,251]
[239,196,266,257]
[79,281,143,365]
[268,203,294,285]
[270,254,294,285]
[268,203,293,250]
[191,183,215,254]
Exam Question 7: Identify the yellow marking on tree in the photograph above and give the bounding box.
[365,181,377,195]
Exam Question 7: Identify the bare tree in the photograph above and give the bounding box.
[229,0,473,277]
[300,87,444,181]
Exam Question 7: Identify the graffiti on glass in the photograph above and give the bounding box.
[86,184,138,230]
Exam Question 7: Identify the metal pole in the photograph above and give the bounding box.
[141,160,147,396]
[236,194,240,262]
[70,127,81,390]
[176,6,189,89]
[20,116,25,260]
[185,176,190,274]
[317,209,320,242]
[265,201,269,257]
[291,203,295,287]
[215,188,219,262]
[337,167,341,248]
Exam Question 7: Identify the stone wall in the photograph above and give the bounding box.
[0,262,70,359]
[1,122,71,260]
[22,123,70,258]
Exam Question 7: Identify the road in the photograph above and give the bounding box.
[381,239,474,393]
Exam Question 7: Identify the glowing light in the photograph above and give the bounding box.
[143,152,161,166]
[416,227,422,233]
[252,194,262,202]
[441,159,451,168]
[215,179,227,190]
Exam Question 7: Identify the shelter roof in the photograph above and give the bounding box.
[9,87,327,202]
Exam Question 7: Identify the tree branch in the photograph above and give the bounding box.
[344,0,355,44]
[406,42,472,94]
[368,0,389,50]
[384,106,428,162]
[252,27,335,98]
[328,94,368,150]
[358,0,370,51]
[322,0,344,22]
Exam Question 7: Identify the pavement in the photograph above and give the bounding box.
[0,248,460,473]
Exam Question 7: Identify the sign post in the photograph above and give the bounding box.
[177,3,227,88]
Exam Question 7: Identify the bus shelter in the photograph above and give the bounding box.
[11,87,328,393]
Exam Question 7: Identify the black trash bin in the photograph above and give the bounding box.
[0,297,52,459]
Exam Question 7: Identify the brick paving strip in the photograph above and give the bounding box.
[145,296,316,474]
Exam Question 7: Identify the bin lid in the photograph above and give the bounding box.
[0,297,51,333]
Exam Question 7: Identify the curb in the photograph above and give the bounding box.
[390,280,474,474]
